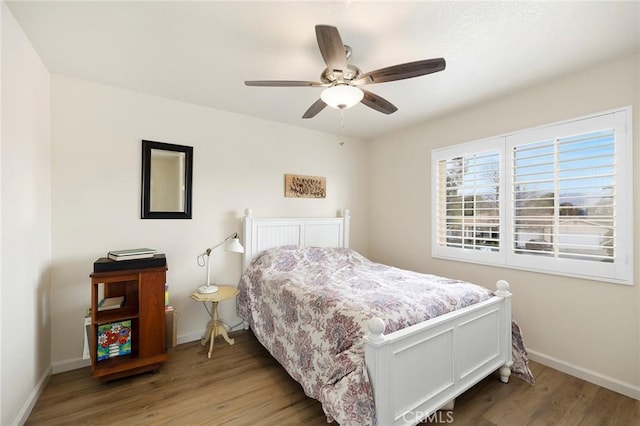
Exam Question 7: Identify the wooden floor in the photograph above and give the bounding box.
[27,331,639,425]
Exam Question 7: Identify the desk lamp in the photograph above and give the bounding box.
[197,232,244,294]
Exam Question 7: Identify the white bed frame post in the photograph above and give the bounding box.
[363,318,393,424]
[342,209,350,248]
[496,280,513,384]
[243,208,254,270]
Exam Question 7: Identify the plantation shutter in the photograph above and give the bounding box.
[512,130,615,262]
[437,151,501,252]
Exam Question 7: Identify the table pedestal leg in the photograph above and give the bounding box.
[206,301,235,359]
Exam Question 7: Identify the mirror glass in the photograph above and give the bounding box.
[141,140,193,219]
[150,149,185,212]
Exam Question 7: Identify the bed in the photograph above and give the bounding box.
[237,209,533,426]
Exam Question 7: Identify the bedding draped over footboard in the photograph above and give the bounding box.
[237,246,533,425]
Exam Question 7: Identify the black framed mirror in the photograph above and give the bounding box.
[141,140,193,219]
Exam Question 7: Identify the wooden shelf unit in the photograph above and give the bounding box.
[90,265,168,381]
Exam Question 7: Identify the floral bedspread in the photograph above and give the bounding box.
[237,246,534,425]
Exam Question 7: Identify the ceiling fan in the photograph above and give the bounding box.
[245,25,446,119]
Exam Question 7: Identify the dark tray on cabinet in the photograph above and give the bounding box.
[93,254,166,273]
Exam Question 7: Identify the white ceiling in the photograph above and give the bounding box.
[6,1,640,140]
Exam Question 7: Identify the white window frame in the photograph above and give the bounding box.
[431,106,633,285]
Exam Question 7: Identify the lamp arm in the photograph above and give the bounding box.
[197,232,241,285]
[205,232,240,254]
[206,240,226,253]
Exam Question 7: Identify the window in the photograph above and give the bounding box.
[432,107,632,284]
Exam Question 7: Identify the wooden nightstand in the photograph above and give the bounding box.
[90,265,168,381]
[190,285,239,358]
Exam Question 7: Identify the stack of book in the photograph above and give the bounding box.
[108,248,157,261]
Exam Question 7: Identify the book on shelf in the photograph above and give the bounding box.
[107,248,157,261]
[83,310,91,360]
[98,296,125,311]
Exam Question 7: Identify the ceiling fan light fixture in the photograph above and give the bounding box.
[321,84,364,110]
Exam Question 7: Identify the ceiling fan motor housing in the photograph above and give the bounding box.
[321,63,362,84]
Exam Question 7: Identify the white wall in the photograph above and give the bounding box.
[1,2,52,424]
[368,54,640,398]
[50,74,369,370]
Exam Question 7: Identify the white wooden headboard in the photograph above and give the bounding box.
[242,208,350,269]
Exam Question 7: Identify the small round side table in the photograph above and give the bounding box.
[190,285,239,359]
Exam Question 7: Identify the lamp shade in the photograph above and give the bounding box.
[225,237,244,253]
[321,84,364,110]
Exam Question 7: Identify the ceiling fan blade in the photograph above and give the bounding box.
[361,89,398,115]
[245,80,326,87]
[302,98,327,119]
[315,25,347,75]
[354,58,446,85]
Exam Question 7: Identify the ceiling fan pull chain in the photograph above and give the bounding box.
[339,109,345,146]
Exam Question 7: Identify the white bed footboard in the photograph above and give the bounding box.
[364,280,513,426]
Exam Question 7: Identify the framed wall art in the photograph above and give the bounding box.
[284,174,326,198]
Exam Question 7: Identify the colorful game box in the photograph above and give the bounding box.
[97,320,132,361]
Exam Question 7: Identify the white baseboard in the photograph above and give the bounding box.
[176,323,245,346]
[52,357,90,374]
[13,365,51,426]
[51,326,245,374]
[51,333,207,374]
[527,349,640,400]
[177,332,203,345]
